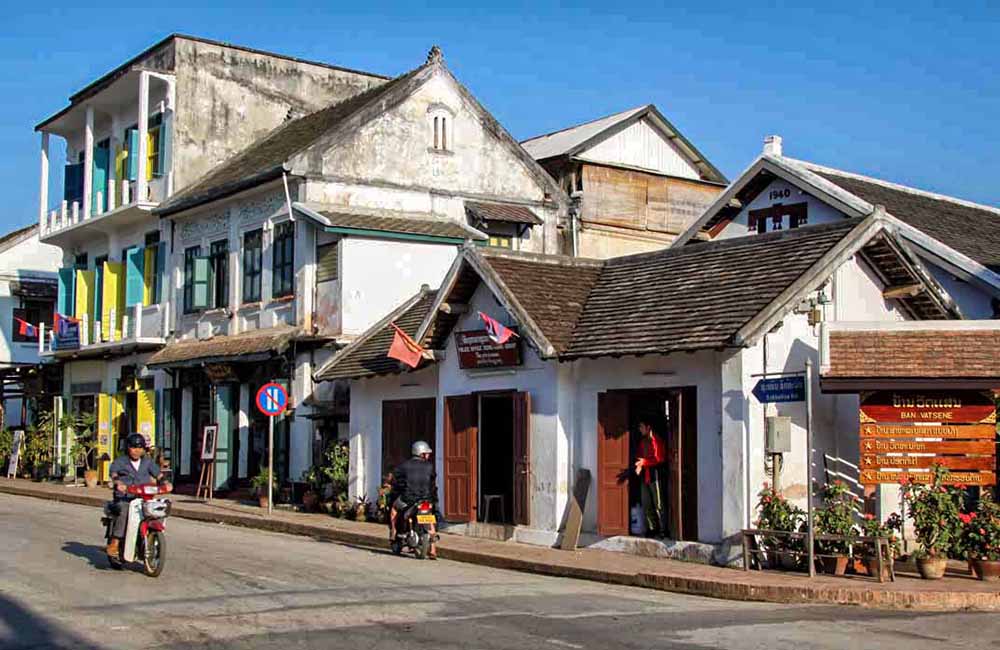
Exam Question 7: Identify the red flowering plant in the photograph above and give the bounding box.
[755,482,805,553]
[813,479,860,555]
[860,511,903,560]
[960,493,1000,562]
[899,465,963,559]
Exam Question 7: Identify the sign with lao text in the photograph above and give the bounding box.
[861,438,994,455]
[860,390,996,424]
[752,376,805,403]
[860,470,996,486]
[455,329,521,370]
[860,423,995,439]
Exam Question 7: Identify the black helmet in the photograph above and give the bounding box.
[125,433,147,449]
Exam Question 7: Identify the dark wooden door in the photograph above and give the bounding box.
[681,387,699,541]
[668,393,683,540]
[512,391,531,526]
[597,391,630,536]
[381,398,435,478]
[444,395,478,522]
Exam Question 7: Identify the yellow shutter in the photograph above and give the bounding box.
[102,261,125,341]
[143,246,156,306]
[74,269,95,341]
[115,145,127,182]
[97,394,112,483]
[111,393,125,463]
[137,389,156,449]
[146,131,156,181]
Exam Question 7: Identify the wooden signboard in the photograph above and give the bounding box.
[860,390,996,424]
[860,423,995,439]
[455,329,521,370]
[861,470,996,486]
[5,429,24,478]
[560,468,591,551]
[858,389,996,486]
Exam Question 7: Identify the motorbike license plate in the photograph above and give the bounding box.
[416,514,436,524]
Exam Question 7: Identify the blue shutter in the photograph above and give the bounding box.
[57,268,75,317]
[156,242,167,304]
[125,246,145,306]
[126,129,139,182]
[91,142,110,213]
[63,163,83,203]
[156,119,169,178]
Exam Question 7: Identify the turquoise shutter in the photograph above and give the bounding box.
[126,129,139,182]
[192,257,211,310]
[213,385,234,490]
[57,268,75,317]
[91,143,110,213]
[93,264,104,327]
[125,246,145,306]
[156,119,169,178]
[155,242,167,304]
[162,388,176,471]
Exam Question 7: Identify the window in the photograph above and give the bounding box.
[144,231,161,305]
[242,229,262,303]
[94,255,107,320]
[12,299,54,342]
[271,221,295,299]
[183,246,200,313]
[210,239,229,309]
[316,242,339,283]
[429,107,453,151]
[74,253,88,269]
[488,235,512,249]
[771,214,783,231]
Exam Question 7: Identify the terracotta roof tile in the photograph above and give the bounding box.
[826,329,1000,379]
[146,326,300,367]
[465,201,543,226]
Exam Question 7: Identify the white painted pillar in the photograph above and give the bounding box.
[180,385,193,475]
[108,115,119,211]
[719,350,750,560]
[136,71,150,203]
[83,106,94,219]
[289,351,314,480]
[163,78,176,198]
[238,384,250,478]
[39,133,49,231]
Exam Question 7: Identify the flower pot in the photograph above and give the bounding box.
[970,559,1000,581]
[969,558,980,579]
[83,470,98,489]
[779,552,800,571]
[258,495,269,509]
[864,556,893,581]
[820,555,849,576]
[302,491,319,511]
[916,556,948,580]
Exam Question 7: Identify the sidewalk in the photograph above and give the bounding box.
[3,477,999,611]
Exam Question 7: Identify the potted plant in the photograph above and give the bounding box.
[354,494,370,521]
[250,466,277,508]
[65,412,98,488]
[900,465,962,579]
[961,493,1000,581]
[860,512,902,580]
[0,428,12,470]
[300,467,322,511]
[813,480,859,575]
[755,482,805,569]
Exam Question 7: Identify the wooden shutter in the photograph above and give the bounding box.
[57,268,75,316]
[125,246,145,307]
[316,242,339,283]
[192,257,211,310]
[597,391,630,536]
[513,391,531,526]
[92,141,110,214]
[126,129,139,182]
[444,395,478,522]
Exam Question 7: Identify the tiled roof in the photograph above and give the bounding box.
[465,201,543,226]
[314,290,437,381]
[561,220,862,358]
[812,170,1000,271]
[156,64,425,216]
[826,328,1000,380]
[0,224,36,252]
[306,205,486,240]
[146,326,300,367]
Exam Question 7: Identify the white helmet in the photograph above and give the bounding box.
[411,440,432,457]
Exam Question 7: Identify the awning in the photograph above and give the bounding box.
[294,202,487,243]
[10,280,57,298]
[145,326,301,369]
[465,201,543,226]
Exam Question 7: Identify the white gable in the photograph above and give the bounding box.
[715,177,846,240]
[576,117,700,180]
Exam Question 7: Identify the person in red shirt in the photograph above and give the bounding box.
[634,419,667,537]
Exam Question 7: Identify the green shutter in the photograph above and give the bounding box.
[125,247,145,306]
[91,142,110,214]
[126,129,139,182]
[162,388,176,470]
[57,268,75,316]
[155,242,167,304]
[156,119,169,177]
[192,257,211,310]
[213,384,235,490]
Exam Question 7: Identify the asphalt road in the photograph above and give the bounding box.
[2,493,999,650]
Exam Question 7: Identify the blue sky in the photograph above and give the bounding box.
[2,1,998,234]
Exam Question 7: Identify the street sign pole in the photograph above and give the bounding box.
[255,381,288,519]
[805,359,815,578]
[268,414,274,517]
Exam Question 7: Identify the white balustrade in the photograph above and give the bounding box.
[95,191,103,215]
[121,181,130,206]
[71,201,79,224]
[108,180,116,211]
[37,322,45,354]
[60,200,67,228]
[133,303,142,339]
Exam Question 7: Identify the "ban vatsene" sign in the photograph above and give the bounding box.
[859,390,997,486]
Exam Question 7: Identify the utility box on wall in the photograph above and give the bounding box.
[765,416,792,453]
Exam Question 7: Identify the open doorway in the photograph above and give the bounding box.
[479,394,515,524]
[597,387,698,541]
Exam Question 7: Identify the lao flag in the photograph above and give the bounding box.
[478,311,517,345]
[387,323,425,369]
[14,317,37,338]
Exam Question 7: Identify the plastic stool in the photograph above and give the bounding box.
[482,494,505,523]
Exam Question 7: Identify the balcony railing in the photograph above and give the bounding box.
[38,302,168,356]
[40,175,171,239]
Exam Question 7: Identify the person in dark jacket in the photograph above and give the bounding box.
[390,440,438,558]
[106,433,171,558]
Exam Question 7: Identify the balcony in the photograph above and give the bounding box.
[36,68,175,248]
[39,302,167,361]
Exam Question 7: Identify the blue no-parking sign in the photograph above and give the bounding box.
[255,382,288,417]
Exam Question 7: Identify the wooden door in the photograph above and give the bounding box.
[512,391,531,526]
[382,398,435,478]
[444,395,478,522]
[597,391,630,536]
[668,393,683,540]
[681,387,699,541]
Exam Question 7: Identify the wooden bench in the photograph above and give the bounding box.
[741,528,895,583]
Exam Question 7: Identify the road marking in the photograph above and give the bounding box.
[547,639,584,649]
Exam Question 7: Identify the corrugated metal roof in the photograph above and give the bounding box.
[520,106,647,161]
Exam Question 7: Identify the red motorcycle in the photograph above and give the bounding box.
[102,483,172,577]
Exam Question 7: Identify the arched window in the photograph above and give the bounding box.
[428,105,454,152]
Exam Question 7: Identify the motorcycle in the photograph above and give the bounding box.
[102,483,172,577]
[390,499,438,559]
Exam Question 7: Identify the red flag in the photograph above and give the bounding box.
[387,323,425,369]
[478,311,517,345]
[14,317,37,338]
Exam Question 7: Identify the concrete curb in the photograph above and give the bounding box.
[4,481,1000,612]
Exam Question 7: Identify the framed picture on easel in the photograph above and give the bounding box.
[200,424,218,461]
[197,424,219,500]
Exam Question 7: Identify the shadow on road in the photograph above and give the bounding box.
[0,593,104,650]
[61,541,114,570]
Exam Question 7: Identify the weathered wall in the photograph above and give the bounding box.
[0,229,63,368]
[171,37,385,190]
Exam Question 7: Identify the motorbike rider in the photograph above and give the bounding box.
[106,433,171,558]
[389,440,438,559]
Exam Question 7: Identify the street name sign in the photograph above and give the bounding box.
[752,376,805,403]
